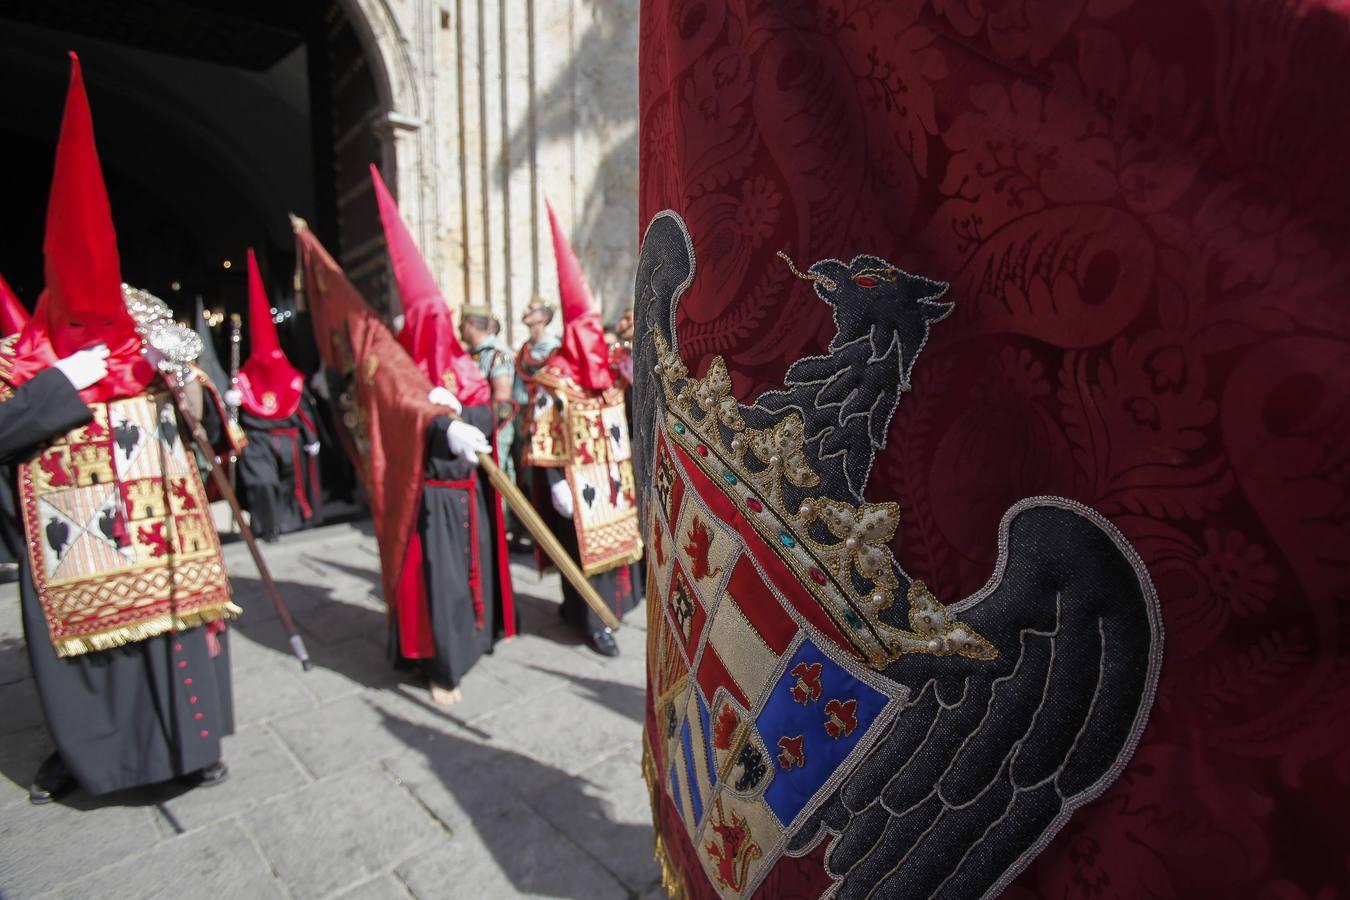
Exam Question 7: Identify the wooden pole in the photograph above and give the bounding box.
[474,452,621,632]
[164,376,314,670]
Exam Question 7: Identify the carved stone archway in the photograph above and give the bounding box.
[334,0,440,280]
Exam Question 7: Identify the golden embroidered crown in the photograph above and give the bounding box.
[653,331,996,669]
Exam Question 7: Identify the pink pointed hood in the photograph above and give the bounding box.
[371,164,488,405]
[546,199,612,393]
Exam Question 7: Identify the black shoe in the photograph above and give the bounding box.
[588,628,620,657]
[29,752,75,805]
[190,760,229,788]
[0,562,18,584]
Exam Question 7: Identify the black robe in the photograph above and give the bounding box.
[537,466,637,634]
[389,406,513,688]
[237,394,322,540]
[1,369,234,796]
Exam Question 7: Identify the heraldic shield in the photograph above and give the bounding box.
[633,211,1163,900]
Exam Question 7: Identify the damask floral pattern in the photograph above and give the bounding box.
[641,0,1350,895]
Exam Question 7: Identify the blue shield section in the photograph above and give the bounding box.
[756,639,891,828]
[680,716,704,824]
[697,689,717,789]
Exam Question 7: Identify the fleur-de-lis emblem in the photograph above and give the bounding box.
[742,414,818,503]
[810,498,901,587]
[691,358,743,429]
[906,581,998,660]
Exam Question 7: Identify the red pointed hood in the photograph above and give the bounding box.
[235,248,303,418]
[6,53,155,401]
[546,199,612,392]
[371,164,488,406]
[0,273,29,337]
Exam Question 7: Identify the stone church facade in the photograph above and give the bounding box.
[336,0,638,343]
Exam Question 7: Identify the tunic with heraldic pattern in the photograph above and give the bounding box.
[3,55,236,798]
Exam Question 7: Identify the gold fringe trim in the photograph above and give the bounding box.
[53,602,242,658]
[582,541,646,578]
[643,735,687,899]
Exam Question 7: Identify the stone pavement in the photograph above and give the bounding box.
[0,520,662,900]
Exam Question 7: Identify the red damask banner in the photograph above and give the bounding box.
[295,222,438,615]
[639,1,1350,897]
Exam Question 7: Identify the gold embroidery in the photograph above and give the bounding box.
[125,480,168,519]
[70,444,115,487]
[653,332,996,669]
[13,390,237,657]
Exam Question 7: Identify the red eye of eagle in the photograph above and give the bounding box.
[851,268,897,288]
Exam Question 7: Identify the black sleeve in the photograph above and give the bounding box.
[426,414,454,460]
[0,368,93,466]
[198,388,224,449]
[298,392,319,445]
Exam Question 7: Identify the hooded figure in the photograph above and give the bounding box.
[372,163,516,704]
[0,54,236,805]
[231,248,321,541]
[521,200,642,656]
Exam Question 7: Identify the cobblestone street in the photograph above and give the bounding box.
[0,520,660,899]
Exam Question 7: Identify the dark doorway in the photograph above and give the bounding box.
[0,0,387,370]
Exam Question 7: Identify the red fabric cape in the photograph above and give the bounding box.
[641,0,1350,897]
[296,222,514,654]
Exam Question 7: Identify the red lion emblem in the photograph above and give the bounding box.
[684,515,723,581]
[137,522,171,558]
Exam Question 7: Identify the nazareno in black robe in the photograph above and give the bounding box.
[388,406,515,688]
[0,368,234,796]
[536,466,638,635]
[236,391,322,541]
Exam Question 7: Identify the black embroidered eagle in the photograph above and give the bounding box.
[633,211,1162,900]
[751,255,952,500]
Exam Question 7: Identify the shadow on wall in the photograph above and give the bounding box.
[496,0,639,321]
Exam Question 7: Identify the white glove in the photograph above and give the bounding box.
[427,387,462,414]
[550,478,574,518]
[224,388,243,407]
[304,442,321,456]
[53,344,109,390]
[446,419,490,465]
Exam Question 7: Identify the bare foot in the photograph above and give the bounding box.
[429,683,462,706]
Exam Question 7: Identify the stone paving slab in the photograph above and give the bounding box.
[0,796,162,897]
[394,810,630,900]
[0,521,662,900]
[243,764,442,900]
[331,875,416,900]
[0,726,48,811]
[159,725,311,832]
[528,748,659,894]
[51,821,284,900]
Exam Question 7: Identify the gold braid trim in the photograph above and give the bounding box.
[643,736,687,899]
[52,601,241,658]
